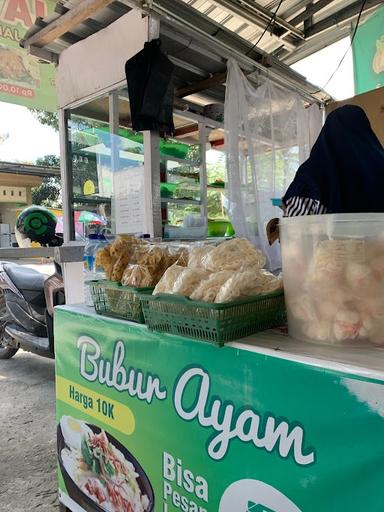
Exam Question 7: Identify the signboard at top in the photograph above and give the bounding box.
[353,5,384,95]
[0,0,57,111]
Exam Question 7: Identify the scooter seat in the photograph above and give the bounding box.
[4,264,47,293]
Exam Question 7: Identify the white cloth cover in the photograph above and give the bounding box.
[224,58,322,270]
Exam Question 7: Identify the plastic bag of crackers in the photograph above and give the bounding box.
[95,236,188,287]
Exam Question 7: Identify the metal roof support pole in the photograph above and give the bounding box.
[148,12,160,40]
[109,90,120,162]
[289,0,331,27]
[304,0,383,38]
[58,108,74,243]
[143,131,162,238]
[109,90,120,135]
[109,90,120,234]
[199,122,208,221]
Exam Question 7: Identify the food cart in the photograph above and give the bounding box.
[21,2,384,512]
[55,305,384,512]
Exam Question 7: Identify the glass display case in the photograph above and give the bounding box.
[61,88,225,241]
[160,141,206,239]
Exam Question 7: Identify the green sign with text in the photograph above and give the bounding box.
[353,5,384,95]
[55,306,384,512]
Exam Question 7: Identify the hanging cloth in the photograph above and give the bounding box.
[224,58,322,270]
[125,39,175,136]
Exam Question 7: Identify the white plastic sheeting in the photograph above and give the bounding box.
[224,59,322,270]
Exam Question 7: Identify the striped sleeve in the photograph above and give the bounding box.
[284,197,327,217]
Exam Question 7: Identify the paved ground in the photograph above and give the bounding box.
[0,351,59,511]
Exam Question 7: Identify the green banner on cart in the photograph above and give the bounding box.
[353,5,384,94]
[55,307,384,512]
[0,0,57,111]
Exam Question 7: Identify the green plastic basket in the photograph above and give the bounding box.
[90,280,153,323]
[140,290,286,345]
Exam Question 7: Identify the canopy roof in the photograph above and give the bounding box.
[20,0,379,108]
[15,1,341,106]
[0,161,60,177]
[180,0,381,65]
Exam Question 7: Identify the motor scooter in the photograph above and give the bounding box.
[0,261,65,359]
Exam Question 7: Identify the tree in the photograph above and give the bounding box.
[32,176,62,208]
[28,109,102,133]
[36,155,60,168]
[32,154,62,208]
[29,109,59,131]
[207,156,227,219]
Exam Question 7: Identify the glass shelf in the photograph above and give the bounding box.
[73,195,112,205]
[161,198,202,206]
[161,155,200,166]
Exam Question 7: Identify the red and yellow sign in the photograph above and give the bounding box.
[0,0,57,111]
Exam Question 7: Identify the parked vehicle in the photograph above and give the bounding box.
[0,261,65,359]
[0,205,65,360]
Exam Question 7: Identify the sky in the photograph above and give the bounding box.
[0,102,60,163]
[0,37,354,164]
[291,37,354,101]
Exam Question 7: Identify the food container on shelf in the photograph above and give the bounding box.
[164,217,207,240]
[280,213,384,347]
[163,225,207,240]
[208,219,231,237]
[160,142,190,160]
[160,182,177,198]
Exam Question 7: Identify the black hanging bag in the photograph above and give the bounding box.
[125,39,175,136]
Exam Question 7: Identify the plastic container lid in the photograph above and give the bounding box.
[280,212,384,226]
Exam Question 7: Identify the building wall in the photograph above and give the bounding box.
[326,87,384,145]
[0,174,42,188]
[0,173,43,232]
[0,202,22,231]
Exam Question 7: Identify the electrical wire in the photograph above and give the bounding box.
[312,0,367,94]
[246,0,284,56]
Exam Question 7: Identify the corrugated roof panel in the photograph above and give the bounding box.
[206,6,231,23]
[312,0,354,24]
[23,0,375,105]
[192,0,214,12]
[224,16,247,32]
[262,37,283,54]
[183,0,207,9]
[184,0,236,26]
[279,0,315,21]
[179,0,293,54]
[235,22,250,34]
[25,0,379,70]
[239,25,260,41]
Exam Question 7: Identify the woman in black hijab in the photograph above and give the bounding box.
[283,105,384,216]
